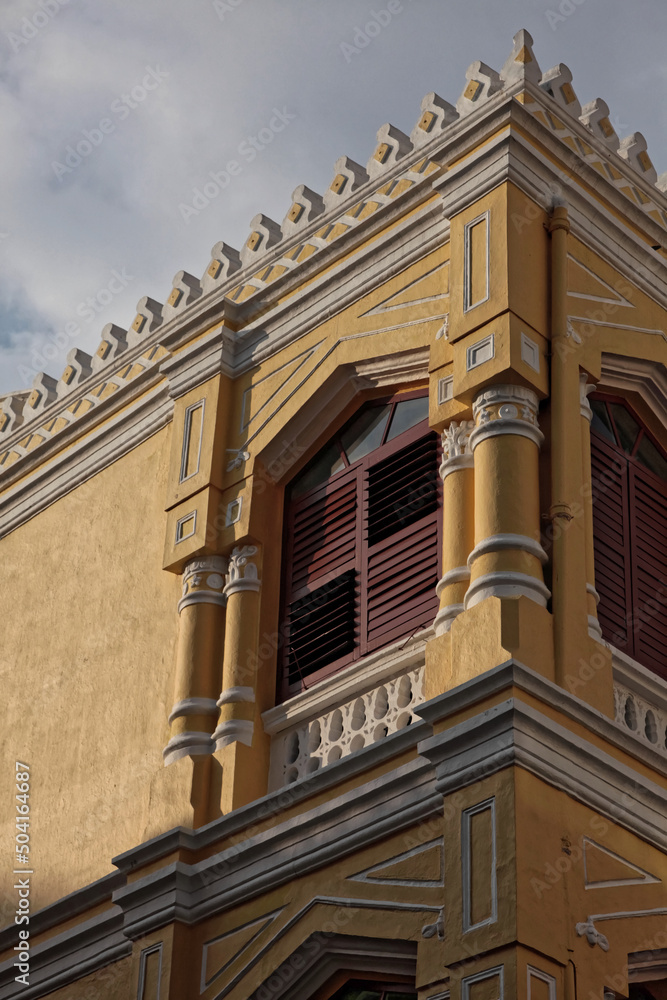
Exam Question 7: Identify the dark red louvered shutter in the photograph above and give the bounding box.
[283,467,360,692]
[591,433,633,653]
[629,462,667,679]
[281,398,442,697]
[364,433,440,650]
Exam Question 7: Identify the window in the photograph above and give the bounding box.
[590,395,667,679]
[281,392,441,698]
[328,981,417,1000]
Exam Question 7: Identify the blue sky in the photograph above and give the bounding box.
[1,0,665,394]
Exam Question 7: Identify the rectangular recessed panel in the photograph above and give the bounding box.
[180,400,204,481]
[462,798,497,932]
[464,212,489,311]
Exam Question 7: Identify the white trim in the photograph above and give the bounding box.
[137,942,163,1000]
[438,375,454,404]
[461,797,497,933]
[461,964,504,1000]
[527,965,556,1000]
[217,686,255,706]
[464,570,551,609]
[436,566,471,595]
[582,836,660,889]
[175,509,197,544]
[520,333,540,373]
[433,603,465,635]
[214,719,254,750]
[463,210,490,312]
[225,497,243,527]
[179,398,205,483]
[466,332,495,371]
[163,731,214,765]
[262,629,431,735]
[467,533,548,567]
[168,697,218,724]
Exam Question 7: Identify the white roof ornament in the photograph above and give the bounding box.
[0,393,28,436]
[366,123,413,178]
[323,156,369,210]
[540,64,582,119]
[128,296,164,346]
[163,271,202,321]
[26,372,58,416]
[92,323,128,372]
[281,184,325,236]
[240,214,282,267]
[618,132,658,184]
[57,348,93,396]
[456,61,502,117]
[579,99,619,149]
[410,92,458,148]
[500,29,542,86]
[201,242,241,294]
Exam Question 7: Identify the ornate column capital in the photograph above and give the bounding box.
[470,384,543,449]
[440,420,474,480]
[224,545,261,597]
[177,556,228,613]
[579,372,594,422]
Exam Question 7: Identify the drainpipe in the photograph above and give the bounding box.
[548,203,589,687]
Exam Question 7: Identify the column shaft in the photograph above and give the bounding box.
[434,420,474,635]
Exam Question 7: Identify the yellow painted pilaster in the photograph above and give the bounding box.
[548,207,591,687]
[579,374,603,643]
[467,384,550,613]
[434,419,475,637]
[212,544,267,812]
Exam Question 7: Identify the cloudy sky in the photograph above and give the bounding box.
[0,0,665,396]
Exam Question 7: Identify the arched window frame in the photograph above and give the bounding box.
[589,392,667,679]
[279,388,442,701]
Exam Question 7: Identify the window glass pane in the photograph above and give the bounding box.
[385,396,429,443]
[610,402,640,454]
[289,442,345,498]
[340,405,391,465]
[590,400,615,443]
[635,434,667,480]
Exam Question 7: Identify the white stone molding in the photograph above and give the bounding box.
[269,665,424,788]
[461,797,497,932]
[217,686,255,706]
[214,719,254,751]
[439,420,474,479]
[461,965,504,1000]
[464,570,551,610]
[613,661,667,756]
[167,697,219,726]
[265,634,429,789]
[163,730,214,766]
[467,533,549,567]
[470,384,543,449]
[433,602,465,636]
[436,566,471,594]
[580,372,595,421]
[224,545,261,596]
[178,556,228,613]
[527,967,557,1000]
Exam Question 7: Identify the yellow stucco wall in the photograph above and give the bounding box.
[0,427,180,914]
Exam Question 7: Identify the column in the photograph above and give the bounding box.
[434,420,475,635]
[465,385,550,610]
[163,556,227,765]
[213,545,262,752]
[580,374,603,641]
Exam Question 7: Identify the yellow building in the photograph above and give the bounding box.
[1,28,666,1000]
